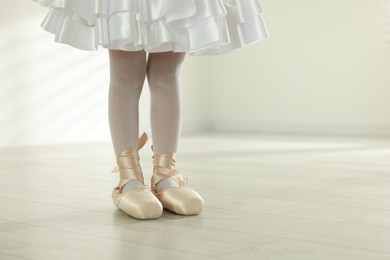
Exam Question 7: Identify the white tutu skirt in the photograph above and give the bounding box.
[33,0,269,55]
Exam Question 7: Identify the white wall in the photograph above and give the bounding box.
[1,0,390,148]
[210,0,390,136]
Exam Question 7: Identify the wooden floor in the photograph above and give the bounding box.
[0,133,390,260]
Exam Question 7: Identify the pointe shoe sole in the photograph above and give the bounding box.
[112,188,163,220]
[156,187,204,216]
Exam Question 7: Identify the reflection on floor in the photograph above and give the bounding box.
[0,133,390,260]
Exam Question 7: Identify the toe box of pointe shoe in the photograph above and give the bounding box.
[159,187,204,216]
[118,190,163,220]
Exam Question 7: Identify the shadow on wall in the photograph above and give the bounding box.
[0,13,111,148]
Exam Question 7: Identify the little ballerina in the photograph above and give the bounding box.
[33,0,269,219]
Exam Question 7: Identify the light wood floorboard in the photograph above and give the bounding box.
[0,133,390,259]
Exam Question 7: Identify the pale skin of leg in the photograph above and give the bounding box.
[108,50,186,192]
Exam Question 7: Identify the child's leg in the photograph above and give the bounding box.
[147,52,186,191]
[146,52,204,215]
[108,50,146,154]
[108,50,147,192]
[147,52,186,154]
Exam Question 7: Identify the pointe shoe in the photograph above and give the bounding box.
[151,153,204,216]
[111,133,163,220]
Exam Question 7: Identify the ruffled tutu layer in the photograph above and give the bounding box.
[33,0,269,55]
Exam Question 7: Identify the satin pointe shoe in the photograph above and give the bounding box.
[111,133,163,220]
[151,153,204,216]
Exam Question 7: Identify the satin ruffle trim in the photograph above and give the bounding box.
[33,0,269,55]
